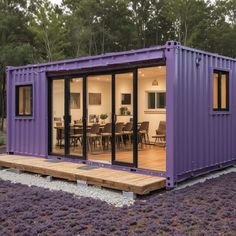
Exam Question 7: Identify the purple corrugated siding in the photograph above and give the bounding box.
[7,45,165,158]
[173,46,236,183]
[6,41,236,187]
[7,67,48,157]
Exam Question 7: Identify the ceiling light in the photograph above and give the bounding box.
[152,79,158,86]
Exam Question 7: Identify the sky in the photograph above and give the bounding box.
[50,0,62,4]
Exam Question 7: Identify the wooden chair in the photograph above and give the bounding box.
[70,127,83,148]
[123,122,133,146]
[115,122,125,149]
[152,121,166,147]
[101,123,112,149]
[87,124,102,153]
[138,121,150,146]
[56,122,64,148]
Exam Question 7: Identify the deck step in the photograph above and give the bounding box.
[0,155,166,195]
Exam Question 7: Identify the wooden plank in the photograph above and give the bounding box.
[0,155,166,195]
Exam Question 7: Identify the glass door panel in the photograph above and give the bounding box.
[113,72,135,165]
[69,78,84,156]
[137,66,167,171]
[51,79,65,155]
[87,74,112,163]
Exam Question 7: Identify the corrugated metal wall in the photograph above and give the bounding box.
[7,46,164,157]
[174,46,236,182]
[7,42,236,184]
[7,67,48,157]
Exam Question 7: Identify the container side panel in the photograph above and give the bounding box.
[8,69,47,157]
[175,47,236,182]
[7,46,165,158]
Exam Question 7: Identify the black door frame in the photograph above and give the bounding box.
[48,69,138,166]
[111,69,138,167]
[48,62,165,168]
[48,77,86,160]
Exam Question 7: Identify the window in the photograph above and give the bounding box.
[147,92,166,109]
[16,85,33,116]
[213,70,229,111]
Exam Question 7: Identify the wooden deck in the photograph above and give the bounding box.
[0,155,166,195]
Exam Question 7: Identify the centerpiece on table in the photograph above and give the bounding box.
[100,113,108,124]
[120,106,128,115]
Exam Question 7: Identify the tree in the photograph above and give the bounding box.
[29,0,69,62]
[0,0,35,130]
[63,0,136,56]
[129,0,152,48]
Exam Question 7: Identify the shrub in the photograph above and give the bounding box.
[0,136,4,146]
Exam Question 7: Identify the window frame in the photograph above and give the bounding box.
[15,84,33,117]
[210,67,231,115]
[213,70,229,111]
[146,90,166,110]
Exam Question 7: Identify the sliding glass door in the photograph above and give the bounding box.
[87,74,112,163]
[112,71,137,167]
[50,79,65,155]
[49,77,86,159]
[68,77,84,157]
[49,69,137,167]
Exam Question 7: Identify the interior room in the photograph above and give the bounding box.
[51,66,166,172]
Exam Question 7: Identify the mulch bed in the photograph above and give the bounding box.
[0,172,235,236]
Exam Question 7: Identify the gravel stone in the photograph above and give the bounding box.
[0,169,134,207]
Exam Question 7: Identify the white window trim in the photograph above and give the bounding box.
[145,90,166,112]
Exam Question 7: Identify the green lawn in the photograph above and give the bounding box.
[0,131,6,146]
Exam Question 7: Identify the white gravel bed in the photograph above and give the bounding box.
[0,169,134,207]
[175,165,236,190]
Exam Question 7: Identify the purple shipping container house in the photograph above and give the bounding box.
[6,41,236,188]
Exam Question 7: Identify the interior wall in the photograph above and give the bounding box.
[138,67,166,141]
[87,76,112,123]
[52,80,64,148]
[51,66,166,146]
[115,73,133,116]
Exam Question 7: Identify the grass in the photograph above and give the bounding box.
[0,131,5,146]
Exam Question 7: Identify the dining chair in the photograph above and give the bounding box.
[70,127,83,148]
[138,121,150,147]
[123,122,133,146]
[87,124,102,153]
[115,122,124,149]
[152,121,166,147]
[55,122,64,148]
[101,123,112,149]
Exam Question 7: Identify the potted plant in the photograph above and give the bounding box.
[120,106,128,115]
[100,113,108,124]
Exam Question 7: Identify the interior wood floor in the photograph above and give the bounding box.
[53,145,166,172]
[0,155,166,195]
